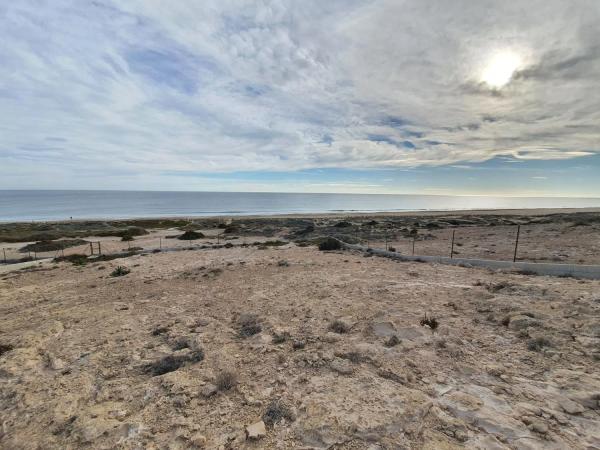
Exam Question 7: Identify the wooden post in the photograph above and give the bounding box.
[412,237,415,256]
[89,242,94,255]
[450,229,455,259]
[385,234,388,251]
[34,251,37,260]
[159,238,162,249]
[3,248,6,264]
[98,241,102,255]
[513,225,521,262]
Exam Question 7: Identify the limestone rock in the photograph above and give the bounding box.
[508,315,540,331]
[200,383,218,398]
[246,420,266,440]
[561,398,585,415]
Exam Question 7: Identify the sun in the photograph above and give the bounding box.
[481,51,521,89]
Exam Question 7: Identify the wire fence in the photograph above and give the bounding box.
[0,231,249,265]
[348,223,599,266]
[1,223,598,266]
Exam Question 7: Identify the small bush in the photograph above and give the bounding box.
[292,340,306,350]
[272,331,290,344]
[527,336,552,352]
[384,335,401,347]
[0,343,14,356]
[388,247,396,252]
[334,221,352,228]
[318,238,342,251]
[215,370,238,391]
[262,399,295,427]
[54,254,88,266]
[20,239,87,253]
[178,230,205,240]
[121,235,134,242]
[152,326,169,336]
[171,338,190,351]
[110,266,130,277]
[420,314,439,332]
[328,319,350,334]
[238,314,262,338]
[144,350,204,376]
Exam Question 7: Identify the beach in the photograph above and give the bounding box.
[1,209,600,448]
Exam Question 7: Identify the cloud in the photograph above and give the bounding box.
[0,0,599,187]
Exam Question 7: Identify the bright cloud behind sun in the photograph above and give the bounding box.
[0,0,599,191]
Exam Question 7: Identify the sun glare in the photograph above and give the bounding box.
[481,51,521,88]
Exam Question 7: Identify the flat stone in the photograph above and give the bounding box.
[371,321,397,337]
[528,420,549,434]
[561,398,585,415]
[245,420,266,440]
[330,358,354,375]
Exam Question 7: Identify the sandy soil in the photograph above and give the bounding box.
[1,241,599,449]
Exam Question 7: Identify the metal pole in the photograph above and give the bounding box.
[450,229,455,259]
[513,225,521,262]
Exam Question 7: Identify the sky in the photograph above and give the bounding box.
[1,0,599,196]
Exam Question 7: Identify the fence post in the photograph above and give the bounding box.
[450,229,455,259]
[513,225,521,263]
[159,238,162,249]
[385,234,388,251]
[412,237,415,256]
[3,248,6,264]
[89,242,94,255]
[98,241,102,255]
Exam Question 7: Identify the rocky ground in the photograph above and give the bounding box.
[1,239,599,449]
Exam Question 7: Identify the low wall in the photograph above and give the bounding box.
[340,241,600,280]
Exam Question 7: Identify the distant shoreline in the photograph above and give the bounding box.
[3,206,600,225]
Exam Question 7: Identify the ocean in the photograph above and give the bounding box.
[1,190,599,222]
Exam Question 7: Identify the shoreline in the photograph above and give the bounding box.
[2,206,600,225]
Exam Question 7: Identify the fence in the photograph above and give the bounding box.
[1,223,598,267]
[0,231,253,266]
[340,240,600,280]
[350,223,598,266]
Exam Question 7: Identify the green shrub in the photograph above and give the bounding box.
[318,238,342,251]
[110,266,130,277]
[178,230,205,240]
